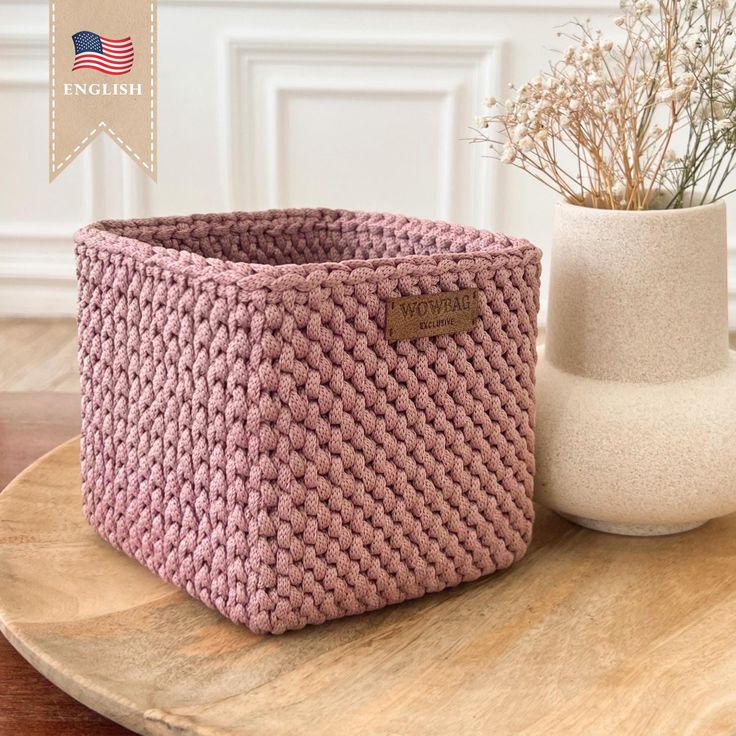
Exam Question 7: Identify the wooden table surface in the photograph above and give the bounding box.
[2,392,736,735]
[0,392,133,736]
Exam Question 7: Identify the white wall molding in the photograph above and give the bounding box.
[224,34,500,226]
[268,85,458,218]
[0,231,77,317]
[0,33,89,316]
[0,32,46,81]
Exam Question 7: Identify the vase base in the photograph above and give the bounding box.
[559,513,707,537]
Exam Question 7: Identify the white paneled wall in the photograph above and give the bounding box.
[225,35,498,226]
[0,0,734,325]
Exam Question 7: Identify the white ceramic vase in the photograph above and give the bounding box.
[535,199,736,536]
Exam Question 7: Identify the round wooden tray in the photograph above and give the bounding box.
[1,439,736,735]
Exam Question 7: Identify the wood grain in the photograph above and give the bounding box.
[0,319,79,392]
[0,326,734,736]
[0,392,132,736]
[2,438,736,735]
[0,393,80,489]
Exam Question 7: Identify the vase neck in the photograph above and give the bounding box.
[545,202,730,383]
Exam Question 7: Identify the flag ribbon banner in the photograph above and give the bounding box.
[49,0,157,181]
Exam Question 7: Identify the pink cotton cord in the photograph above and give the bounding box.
[76,208,541,634]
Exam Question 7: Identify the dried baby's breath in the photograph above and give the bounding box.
[473,0,736,209]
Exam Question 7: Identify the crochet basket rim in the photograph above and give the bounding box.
[74,208,541,295]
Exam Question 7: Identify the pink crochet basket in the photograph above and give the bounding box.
[75,208,541,634]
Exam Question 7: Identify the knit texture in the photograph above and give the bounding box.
[75,208,541,634]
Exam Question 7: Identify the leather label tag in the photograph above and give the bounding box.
[385,288,479,342]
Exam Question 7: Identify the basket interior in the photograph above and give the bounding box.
[100,209,506,268]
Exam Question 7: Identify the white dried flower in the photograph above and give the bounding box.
[471,0,736,211]
[674,84,693,102]
[475,115,489,129]
[518,135,535,152]
[685,36,702,54]
[513,123,528,142]
[500,144,517,164]
[711,101,728,120]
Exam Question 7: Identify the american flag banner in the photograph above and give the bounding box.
[71,31,134,75]
[50,2,156,183]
